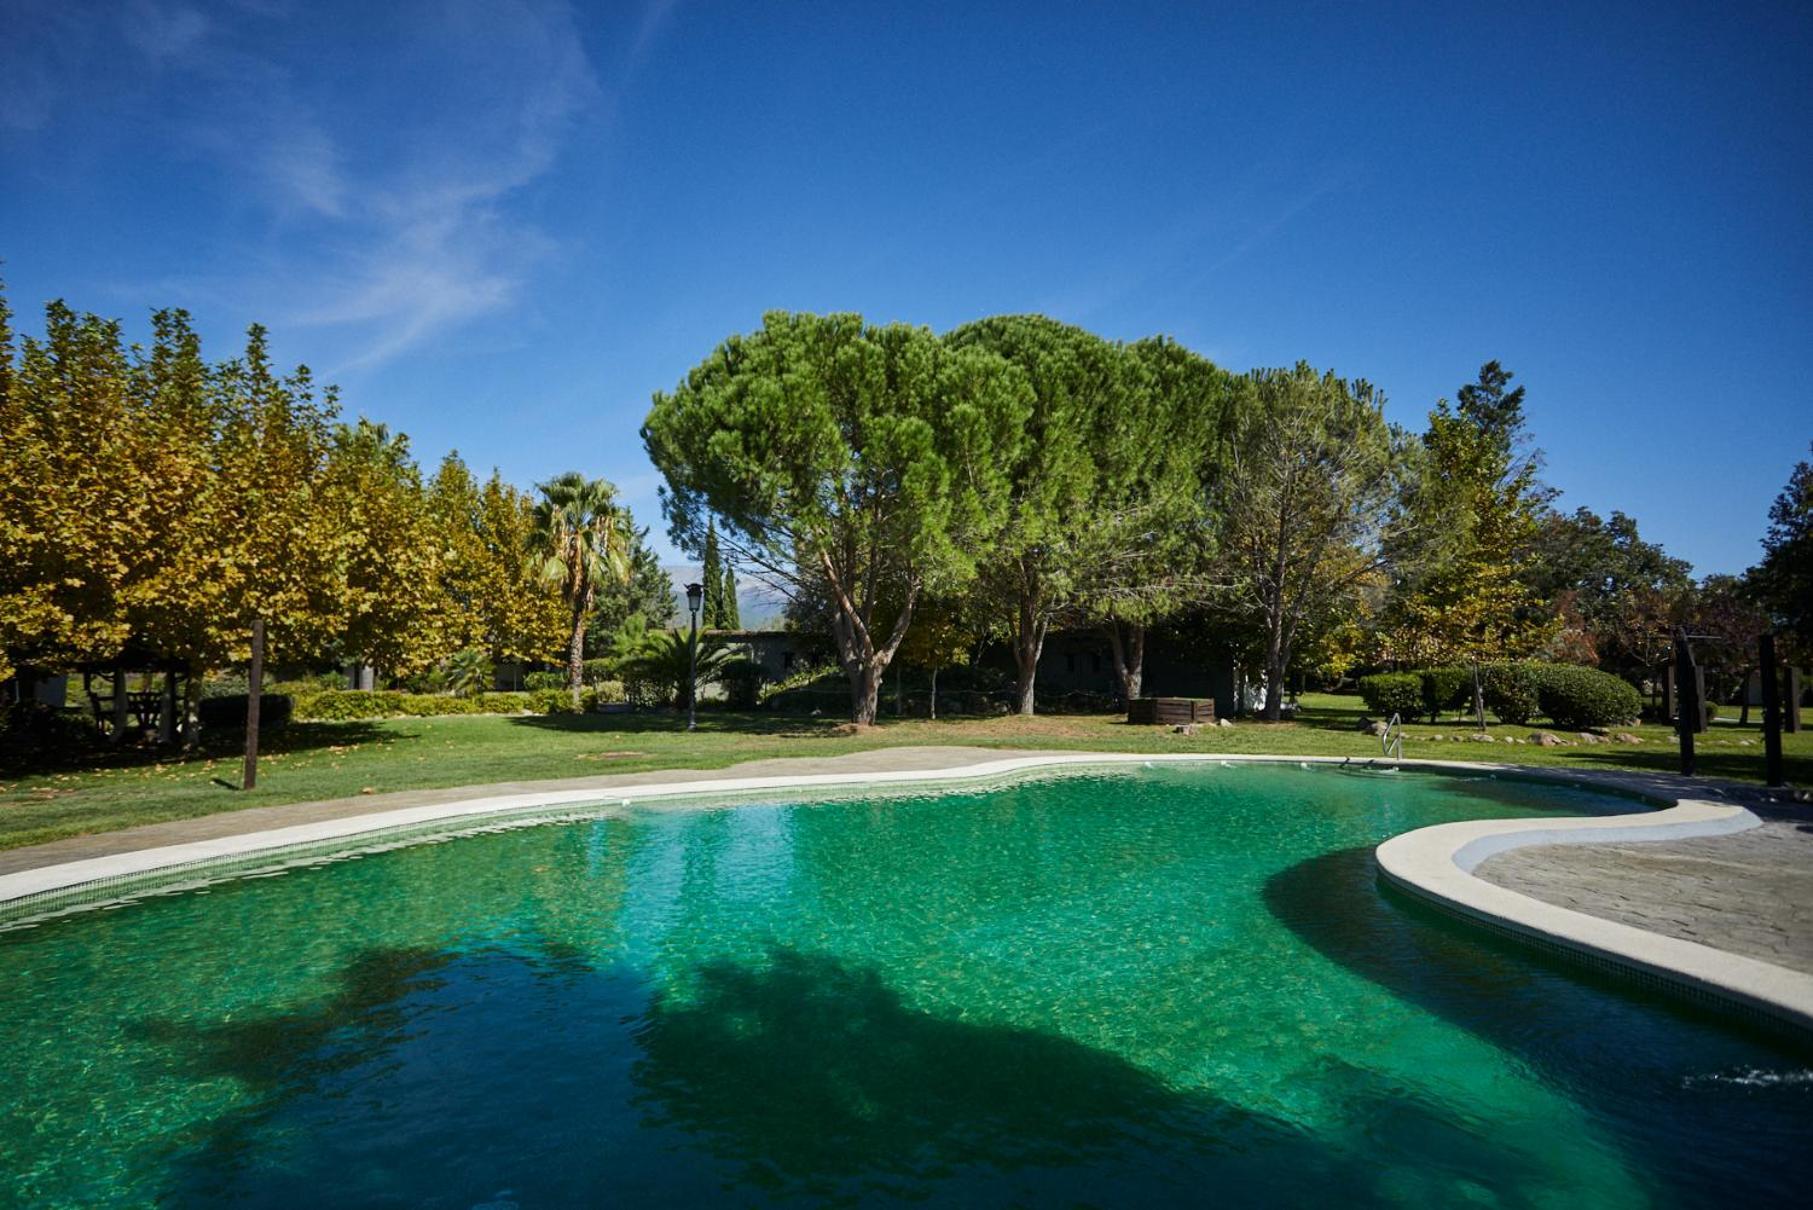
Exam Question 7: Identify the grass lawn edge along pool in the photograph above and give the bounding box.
[4,692,1810,852]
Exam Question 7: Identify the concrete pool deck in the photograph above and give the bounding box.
[2,748,1809,1032]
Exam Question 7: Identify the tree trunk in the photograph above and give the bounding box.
[848,660,883,725]
[567,608,586,706]
[181,661,204,751]
[1105,621,1146,705]
[1014,633,1041,716]
[930,665,939,720]
[1261,629,1287,722]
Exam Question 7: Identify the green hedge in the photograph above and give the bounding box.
[1358,672,1422,718]
[1481,662,1539,726]
[1532,664,1642,730]
[198,693,293,730]
[1417,666,1469,722]
[524,671,566,692]
[291,690,543,721]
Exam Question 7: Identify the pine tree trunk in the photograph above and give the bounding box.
[1262,629,1287,722]
[849,661,883,725]
[1106,622,1146,705]
[930,665,939,720]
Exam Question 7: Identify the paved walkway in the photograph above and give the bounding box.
[0,746,1076,877]
[1478,809,1813,976]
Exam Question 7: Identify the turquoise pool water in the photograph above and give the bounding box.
[1,764,1808,1206]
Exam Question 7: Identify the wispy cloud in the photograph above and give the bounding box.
[3,0,647,370]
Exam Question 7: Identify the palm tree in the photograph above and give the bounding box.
[532,472,632,705]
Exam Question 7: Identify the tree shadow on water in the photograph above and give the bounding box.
[124,941,1461,1206]
[626,948,1472,1204]
[1262,849,1813,1204]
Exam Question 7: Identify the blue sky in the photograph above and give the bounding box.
[3,0,1809,575]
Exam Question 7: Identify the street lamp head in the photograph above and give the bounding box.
[685,582,704,615]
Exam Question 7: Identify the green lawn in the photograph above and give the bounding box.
[2,693,1806,851]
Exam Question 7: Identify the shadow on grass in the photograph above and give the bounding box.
[504,709,864,739]
[1556,744,1812,786]
[127,942,1477,1205]
[0,720,396,780]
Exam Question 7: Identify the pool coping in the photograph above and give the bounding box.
[3,750,1807,1034]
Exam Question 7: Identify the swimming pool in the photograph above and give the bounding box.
[1,764,1807,1205]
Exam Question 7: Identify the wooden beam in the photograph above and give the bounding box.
[243,618,264,791]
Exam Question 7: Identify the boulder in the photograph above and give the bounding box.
[1172,723,1199,736]
[1577,732,1604,744]
[1216,717,1234,728]
[1529,731,1565,747]
[1611,732,1643,744]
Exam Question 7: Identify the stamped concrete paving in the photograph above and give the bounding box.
[1478,812,1813,976]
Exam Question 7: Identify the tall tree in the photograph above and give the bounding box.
[945,316,1152,714]
[644,312,1028,723]
[1383,361,1552,667]
[584,519,678,653]
[1083,336,1238,703]
[701,519,726,628]
[1524,507,1692,678]
[1750,442,1813,659]
[532,472,633,704]
[1216,363,1413,720]
[720,563,741,629]
[320,419,446,679]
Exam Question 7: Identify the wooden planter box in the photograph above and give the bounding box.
[1127,696,1216,726]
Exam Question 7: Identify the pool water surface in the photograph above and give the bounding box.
[1,764,1807,1206]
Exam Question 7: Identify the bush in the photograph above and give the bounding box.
[1481,662,1539,726]
[719,658,765,709]
[529,687,598,715]
[1358,672,1422,718]
[1417,667,1470,722]
[581,658,617,687]
[0,703,99,768]
[197,693,293,731]
[1533,664,1642,730]
[524,670,567,692]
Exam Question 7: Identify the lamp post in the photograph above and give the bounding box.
[685,581,703,731]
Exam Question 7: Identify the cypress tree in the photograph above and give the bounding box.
[700,519,724,627]
[721,564,740,629]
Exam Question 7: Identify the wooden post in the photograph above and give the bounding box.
[1674,631,1698,777]
[111,669,128,745]
[1760,635,1785,788]
[1786,666,1803,734]
[158,670,176,745]
[243,618,265,791]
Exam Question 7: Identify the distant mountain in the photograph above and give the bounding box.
[663,566,787,630]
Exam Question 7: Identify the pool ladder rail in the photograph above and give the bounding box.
[1382,713,1404,766]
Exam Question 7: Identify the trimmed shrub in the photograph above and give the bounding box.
[197,693,293,731]
[719,658,765,709]
[524,670,566,692]
[581,658,616,687]
[1533,664,1642,730]
[1358,672,1422,718]
[1417,666,1470,722]
[292,690,541,721]
[1481,662,1539,726]
[529,687,599,715]
[0,703,100,767]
